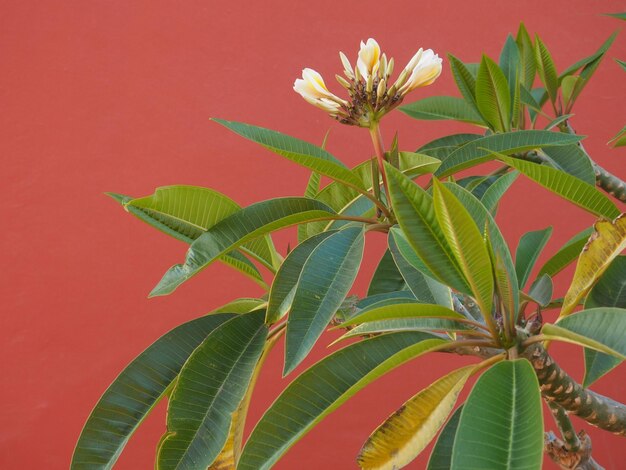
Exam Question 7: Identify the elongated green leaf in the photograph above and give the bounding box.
[157,312,268,470]
[339,317,469,341]
[385,164,470,294]
[388,230,453,309]
[535,36,558,104]
[340,303,466,327]
[212,119,366,189]
[604,12,626,20]
[285,227,365,374]
[476,55,511,132]
[451,359,543,470]
[443,183,519,322]
[560,214,626,316]
[238,333,447,470]
[609,126,626,148]
[435,130,582,178]
[427,406,463,470]
[150,198,336,297]
[542,308,626,360]
[433,180,494,316]
[266,231,336,324]
[539,145,596,185]
[538,227,593,277]
[417,134,482,160]
[368,249,408,296]
[357,366,474,470]
[298,171,322,242]
[448,54,480,113]
[71,313,235,470]
[560,32,618,79]
[497,155,620,219]
[500,35,521,118]
[480,171,519,215]
[616,59,626,72]
[528,274,553,307]
[515,227,553,288]
[583,256,626,386]
[210,298,265,315]
[516,23,537,90]
[399,96,485,125]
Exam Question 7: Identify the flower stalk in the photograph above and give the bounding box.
[369,121,391,216]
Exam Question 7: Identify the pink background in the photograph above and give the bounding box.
[2,1,625,468]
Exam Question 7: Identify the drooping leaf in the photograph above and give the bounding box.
[542,308,626,360]
[538,227,593,277]
[212,119,366,189]
[560,214,626,317]
[399,96,485,125]
[534,36,558,105]
[157,312,268,470]
[433,180,494,316]
[417,134,482,160]
[71,313,235,470]
[527,274,553,307]
[434,130,582,178]
[583,256,626,386]
[448,54,480,114]
[238,333,448,470]
[497,155,620,219]
[368,249,408,296]
[480,170,519,215]
[426,406,463,470]
[539,145,596,185]
[515,227,553,288]
[357,366,475,470]
[475,55,511,132]
[150,198,336,297]
[284,226,365,374]
[388,229,453,309]
[385,164,470,294]
[266,231,337,324]
[451,360,543,470]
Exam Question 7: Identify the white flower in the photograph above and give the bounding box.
[356,38,381,79]
[397,48,442,95]
[293,68,346,114]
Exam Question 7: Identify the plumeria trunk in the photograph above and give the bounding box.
[545,430,604,470]
[524,343,626,436]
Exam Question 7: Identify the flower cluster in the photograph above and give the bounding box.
[293,38,442,127]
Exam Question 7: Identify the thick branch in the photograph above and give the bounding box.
[524,343,626,436]
[545,430,604,470]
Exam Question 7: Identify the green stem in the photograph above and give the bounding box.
[369,122,392,214]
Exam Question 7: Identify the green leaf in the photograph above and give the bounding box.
[583,256,626,386]
[534,36,558,105]
[298,172,322,242]
[338,317,469,340]
[560,32,618,78]
[357,366,474,469]
[385,164,470,294]
[604,12,626,20]
[609,126,626,148]
[542,308,626,360]
[543,113,574,131]
[480,171,519,215]
[443,183,519,321]
[388,229,454,309]
[515,227,553,288]
[285,226,365,375]
[561,76,583,111]
[417,134,482,160]
[266,231,337,324]
[150,198,336,297]
[528,274,553,307]
[368,249,408,296]
[435,130,583,178]
[538,227,593,277]
[433,180,494,316]
[427,406,463,470]
[71,313,235,470]
[475,55,511,132]
[399,96,485,125]
[616,59,626,72]
[210,298,266,315]
[212,119,366,190]
[157,312,268,470]
[448,54,480,113]
[238,333,448,470]
[539,145,596,185]
[451,360,543,470]
[496,155,620,219]
[516,23,537,90]
[499,35,521,126]
[339,302,466,327]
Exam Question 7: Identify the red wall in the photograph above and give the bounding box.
[2,1,625,468]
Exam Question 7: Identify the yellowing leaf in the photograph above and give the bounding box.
[357,365,474,470]
[560,214,626,318]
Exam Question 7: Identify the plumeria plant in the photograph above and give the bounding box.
[73,24,625,470]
